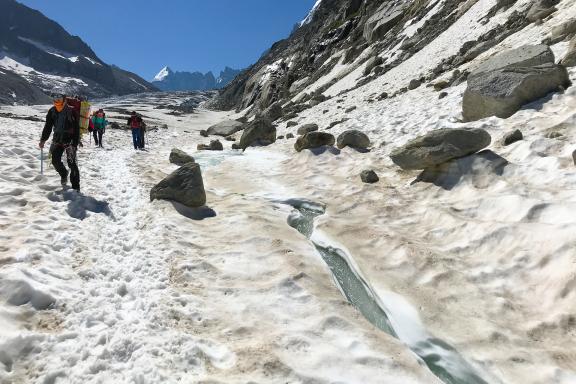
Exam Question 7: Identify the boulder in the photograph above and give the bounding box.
[345,106,357,113]
[527,0,558,22]
[390,128,492,170]
[360,170,379,184]
[364,1,408,42]
[200,130,208,137]
[408,79,422,90]
[287,121,298,127]
[503,129,523,146]
[206,120,244,136]
[550,18,576,42]
[197,140,223,151]
[286,133,295,139]
[169,148,195,165]
[337,130,371,149]
[439,92,448,99]
[297,123,319,135]
[573,149,576,165]
[560,37,576,67]
[363,56,384,76]
[433,80,450,91]
[232,143,241,150]
[239,118,276,150]
[462,45,569,121]
[294,132,336,152]
[262,102,283,121]
[150,163,206,208]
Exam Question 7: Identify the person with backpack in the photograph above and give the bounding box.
[39,94,81,191]
[127,111,145,150]
[92,109,107,148]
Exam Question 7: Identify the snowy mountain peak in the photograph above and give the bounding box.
[153,66,173,82]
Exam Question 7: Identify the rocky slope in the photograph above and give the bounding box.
[0,0,157,104]
[210,0,574,117]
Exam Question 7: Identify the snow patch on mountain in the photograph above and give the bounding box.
[153,66,172,82]
[300,0,323,27]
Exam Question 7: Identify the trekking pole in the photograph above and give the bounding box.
[40,147,44,175]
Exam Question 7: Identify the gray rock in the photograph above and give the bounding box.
[408,79,422,90]
[206,120,244,136]
[297,123,319,135]
[232,143,241,150]
[364,1,408,42]
[378,92,389,100]
[197,140,224,151]
[363,56,384,76]
[572,149,576,165]
[286,133,295,139]
[239,118,276,150]
[550,18,576,42]
[433,80,450,91]
[150,163,206,208]
[439,92,448,99]
[503,129,523,146]
[561,37,576,67]
[169,148,195,165]
[345,106,357,113]
[287,121,298,127]
[463,45,569,121]
[109,122,120,130]
[295,132,336,152]
[360,170,379,184]
[527,0,557,22]
[390,128,492,170]
[337,130,371,149]
[263,102,283,121]
[200,130,208,137]
[545,131,563,139]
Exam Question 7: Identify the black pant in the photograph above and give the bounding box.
[51,144,80,191]
[93,129,103,147]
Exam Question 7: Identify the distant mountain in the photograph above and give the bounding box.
[152,66,241,91]
[0,0,158,105]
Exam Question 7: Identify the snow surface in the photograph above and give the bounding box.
[2,0,576,382]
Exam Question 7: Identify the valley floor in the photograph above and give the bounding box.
[0,82,575,384]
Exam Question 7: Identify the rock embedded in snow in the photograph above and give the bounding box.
[390,128,492,170]
[297,123,319,135]
[561,37,576,67]
[169,148,195,165]
[294,132,335,152]
[287,121,298,127]
[550,18,576,43]
[526,0,558,22]
[572,149,576,165]
[262,102,283,121]
[286,133,295,139]
[439,92,448,99]
[337,130,371,150]
[197,140,223,151]
[433,80,450,91]
[408,79,422,90]
[150,163,206,208]
[200,130,208,137]
[206,120,244,136]
[363,56,384,76]
[503,129,523,146]
[360,170,379,184]
[462,45,569,121]
[239,117,276,150]
[345,106,357,113]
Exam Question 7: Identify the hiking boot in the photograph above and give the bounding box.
[60,172,69,186]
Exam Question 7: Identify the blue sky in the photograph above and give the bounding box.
[18,0,317,81]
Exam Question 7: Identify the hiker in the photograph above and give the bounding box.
[127,111,145,150]
[39,94,81,191]
[139,118,147,150]
[92,109,107,148]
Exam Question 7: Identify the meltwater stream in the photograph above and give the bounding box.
[281,198,495,384]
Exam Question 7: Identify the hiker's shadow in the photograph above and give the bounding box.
[47,189,114,220]
[171,202,217,221]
